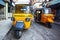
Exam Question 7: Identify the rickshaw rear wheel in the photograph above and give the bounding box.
[15,31,22,39]
[34,18,37,22]
[34,16,37,22]
[46,22,52,28]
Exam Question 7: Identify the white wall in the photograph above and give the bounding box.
[15,0,30,4]
[8,13,12,18]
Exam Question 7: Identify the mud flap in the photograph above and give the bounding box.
[47,18,54,23]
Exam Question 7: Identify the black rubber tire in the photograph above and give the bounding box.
[34,18,36,22]
[15,31,22,39]
[34,16,37,22]
[46,22,52,28]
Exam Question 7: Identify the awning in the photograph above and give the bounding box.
[48,0,60,9]
[48,3,60,10]
[0,4,4,9]
[0,0,5,6]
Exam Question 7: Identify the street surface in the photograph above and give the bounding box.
[3,21,60,40]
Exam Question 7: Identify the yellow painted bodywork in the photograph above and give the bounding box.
[12,13,33,29]
[41,14,54,23]
[12,4,33,29]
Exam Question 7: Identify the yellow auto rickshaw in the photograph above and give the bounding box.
[34,8,54,28]
[11,4,33,39]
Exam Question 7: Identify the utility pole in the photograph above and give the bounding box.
[5,2,8,19]
[3,0,10,20]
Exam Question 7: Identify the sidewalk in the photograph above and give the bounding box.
[54,21,60,26]
[0,19,12,40]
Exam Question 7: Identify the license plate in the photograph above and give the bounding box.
[17,21,23,22]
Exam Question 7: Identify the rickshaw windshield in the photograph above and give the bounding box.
[43,8,51,14]
[15,6,28,13]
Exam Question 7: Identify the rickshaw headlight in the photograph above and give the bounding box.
[52,17,54,19]
[37,11,41,13]
[11,17,15,21]
[25,18,30,22]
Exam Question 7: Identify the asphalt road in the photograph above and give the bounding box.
[3,21,60,40]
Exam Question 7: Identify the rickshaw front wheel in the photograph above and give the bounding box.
[15,31,22,39]
[46,22,52,28]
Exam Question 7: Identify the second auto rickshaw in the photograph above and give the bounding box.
[11,4,33,39]
[34,8,54,28]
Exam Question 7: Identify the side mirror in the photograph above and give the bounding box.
[11,17,15,21]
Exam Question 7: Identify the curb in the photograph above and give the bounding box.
[54,22,60,26]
